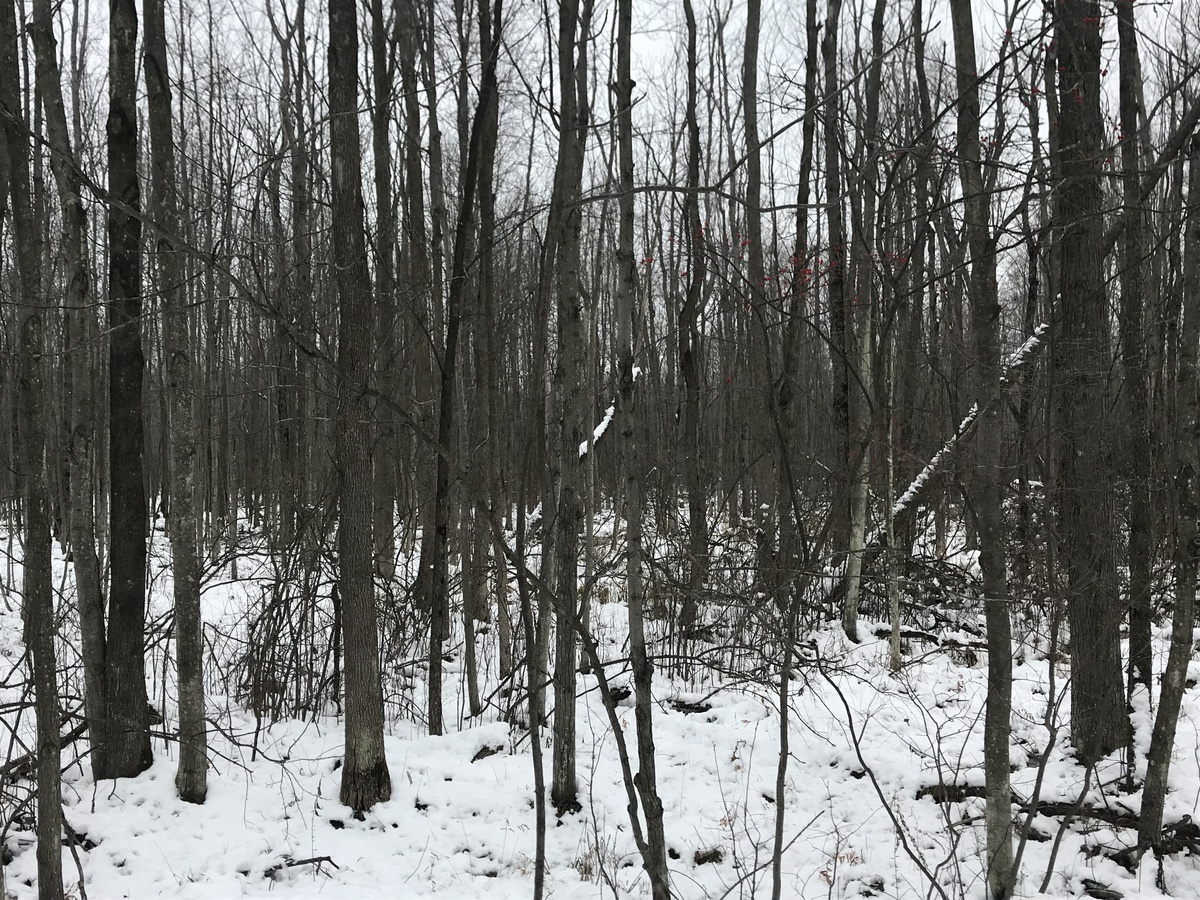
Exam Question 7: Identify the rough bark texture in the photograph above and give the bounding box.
[843,0,887,642]
[427,0,502,740]
[476,0,507,683]
[1116,0,1152,701]
[771,0,819,890]
[1055,0,1126,764]
[549,0,591,813]
[948,0,1014,892]
[144,0,208,804]
[370,0,399,582]
[616,0,668,890]
[329,0,392,811]
[823,0,850,566]
[104,0,153,780]
[1138,137,1200,855]
[0,4,64,893]
[549,1,592,816]
[678,0,707,634]
[29,0,106,773]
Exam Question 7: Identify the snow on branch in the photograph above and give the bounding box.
[578,366,643,459]
[888,322,1049,522]
[891,404,979,519]
[580,404,616,458]
[1000,323,1049,385]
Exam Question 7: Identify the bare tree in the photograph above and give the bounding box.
[1055,0,1126,762]
[615,0,668,892]
[546,0,593,814]
[842,0,887,641]
[771,0,820,891]
[329,0,392,810]
[28,0,105,781]
[1138,135,1200,864]
[0,4,64,894]
[824,0,850,592]
[678,0,707,634]
[1116,0,1152,706]
[144,0,208,803]
[104,0,153,780]
[947,0,1014,892]
[370,0,399,582]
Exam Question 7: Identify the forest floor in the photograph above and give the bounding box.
[0,525,1199,899]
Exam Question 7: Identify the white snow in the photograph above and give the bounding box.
[0,520,1194,900]
[580,404,616,458]
[892,403,980,518]
[578,365,644,459]
[889,324,1049,521]
[1000,323,1049,385]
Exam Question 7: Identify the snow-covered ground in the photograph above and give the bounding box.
[1,524,1199,899]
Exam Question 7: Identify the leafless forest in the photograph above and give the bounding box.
[2,0,1200,895]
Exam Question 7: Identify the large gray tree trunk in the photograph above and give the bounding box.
[329,0,392,811]
[1055,0,1126,764]
[0,5,64,894]
[1116,0,1153,709]
[144,0,208,804]
[615,0,667,891]
[549,0,591,815]
[370,0,399,583]
[823,0,850,571]
[948,0,1015,893]
[843,0,887,642]
[28,0,106,782]
[678,0,707,635]
[103,0,153,780]
[1138,136,1200,860]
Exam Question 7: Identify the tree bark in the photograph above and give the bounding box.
[0,4,64,893]
[1116,0,1152,704]
[948,0,1014,891]
[823,0,850,570]
[144,0,208,803]
[771,0,819,890]
[28,0,106,783]
[615,0,668,890]
[1138,135,1200,857]
[426,0,502,738]
[1055,0,1126,764]
[549,0,592,814]
[329,0,392,811]
[842,0,886,642]
[104,0,153,780]
[371,0,399,582]
[678,0,707,634]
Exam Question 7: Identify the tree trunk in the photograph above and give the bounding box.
[948,0,1014,891]
[104,0,153,780]
[476,0,507,682]
[426,0,502,739]
[329,0,392,811]
[678,0,707,634]
[144,0,208,803]
[1116,0,1152,706]
[0,5,64,894]
[549,0,592,814]
[1138,136,1200,858]
[28,0,106,783]
[823,0,850,569]
[616,0,668,890]
[843,0,886,642]
[771,0,819,889]
[1055,0,1126,764]
[370,0,398,582]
